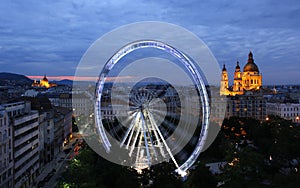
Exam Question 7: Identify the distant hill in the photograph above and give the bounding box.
[54,79,73,86]
[0,72,33,85]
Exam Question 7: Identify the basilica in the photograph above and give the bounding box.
[32,75,57,88]
[220,51,262,96]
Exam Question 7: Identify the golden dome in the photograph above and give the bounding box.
[243,52,259,73]
[243,62,259,72]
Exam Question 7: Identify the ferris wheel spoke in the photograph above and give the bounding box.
[140,111,152,166]
[120,112,138,148]
[129,120,142,157]
[142,110,158,160]
[148,108,167,120]
[145,111,166,158]
[148,107,166,114]
[147,112,180,169]
[135,128,144,169]
[126,115,139,150]
[126,125,136,150]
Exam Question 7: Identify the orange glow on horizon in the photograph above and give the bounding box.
[27,75,135,82]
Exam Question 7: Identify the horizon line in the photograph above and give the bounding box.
[27,75,135,82]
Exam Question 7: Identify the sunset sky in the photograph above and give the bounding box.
[0,0,299,84]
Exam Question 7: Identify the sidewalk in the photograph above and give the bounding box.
[34,137,78,188]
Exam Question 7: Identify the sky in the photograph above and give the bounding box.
[0,0,299,85]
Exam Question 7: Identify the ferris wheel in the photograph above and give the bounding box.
[94,40,210,176]
[73,22,223,178]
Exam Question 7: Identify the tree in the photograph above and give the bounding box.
[220,146,266,188]
[151,162,183,188]
[185,163,217,188]
[57,146,139,188]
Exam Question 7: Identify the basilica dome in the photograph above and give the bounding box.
[42,75,48,82]
[243,51,259,73]
[243,62,259,72]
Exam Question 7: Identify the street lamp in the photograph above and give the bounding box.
[266,116,269,121]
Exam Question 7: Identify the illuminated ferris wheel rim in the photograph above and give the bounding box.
[95,40,210,175]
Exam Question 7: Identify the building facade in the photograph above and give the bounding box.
[211,94,267,122]
[48,92,93,117]
[266,102,300,123]
[2,101,39,188]
[56,108,72,146]
[0,106,13,188]
[225,94,267,121]
[38,111,55,165]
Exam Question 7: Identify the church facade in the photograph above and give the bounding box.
[220,52,262,96]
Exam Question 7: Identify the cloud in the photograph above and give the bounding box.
[0,0,299,84]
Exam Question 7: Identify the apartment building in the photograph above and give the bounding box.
[2,101,39,188]
[0,106,13,188]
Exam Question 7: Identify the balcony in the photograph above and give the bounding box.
[15,147,39,168]
[14,139,39,158]
[14,162,39,188]
[14,129,38,148]
[14,122,39,136]
[14,154,39,179]
[3,102,25,112]
[14,112,38,126]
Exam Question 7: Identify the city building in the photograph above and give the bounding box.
[38,110,54,165]
[55,107,72,147]
[225,94,267,121]
[47,92,93,117]
[210,96,227,124]
[266,102,300,123]
[0,106,13,188]
[32,75,57,88]
[220,52,262,96]
[2,101,39,188]
[0,81,74,187]
[27,95,55,165]
[53,114,64,156]
[212,93,267,122]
